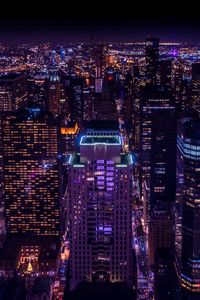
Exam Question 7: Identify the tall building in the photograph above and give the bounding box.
[157,59,172,87]
[94,44,104,93]
[94,70,118,121]
[66,133,134,290]
[124,72,134,125]
[175,118,200,299]
[27,75,47,109]
[140,86,176,265]
[172,59,191,115]
[2,106,60,236]
[140,86,175,191]
[47,74,61,116]
[83,86,95,121]
[60,46,66,62]
[50,49,56,65]
[145,37,159,84]
[0,74,28,112]
[191,63,200,115]
[68,77,84,122]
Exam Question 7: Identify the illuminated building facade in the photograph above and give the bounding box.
[140,86,175,193]
[47,74,61,116]
[124,72,134,125]
[172,59,191,114]
[60,121,79,155]
[140,86,176,265]
[60,121,79,196]
[0,74,28,112]
[157,59,172,87]
[192,63,200,115]
[69,77,84,122]
[2,107,60,236]
[94,44,104,93]
[17,245,40,275]
[145,37,159,84]
[27,76,46,109]
[83,86,95,121]
[95,70,118,121]
[66,134,134,290]
[175,118,200,298]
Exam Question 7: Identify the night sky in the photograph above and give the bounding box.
[0,4,199,43]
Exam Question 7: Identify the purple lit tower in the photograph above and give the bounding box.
[66,133,134,290]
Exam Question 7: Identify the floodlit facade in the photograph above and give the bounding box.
[66,134,134,290]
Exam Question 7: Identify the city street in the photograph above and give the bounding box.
[132,205,154,300]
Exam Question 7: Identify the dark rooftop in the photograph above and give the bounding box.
[65,282,136,300]
[84,120,119,131]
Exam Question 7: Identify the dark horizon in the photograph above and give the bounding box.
[1,8,200,43]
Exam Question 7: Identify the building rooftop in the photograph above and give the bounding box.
[65,282,136,300]
[80,135,121,145]
[69,153,133,166]
[84,120,119,131]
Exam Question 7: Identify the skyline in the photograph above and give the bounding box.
[1,13,200,299]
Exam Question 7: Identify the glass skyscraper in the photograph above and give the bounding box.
[175,118,200,298]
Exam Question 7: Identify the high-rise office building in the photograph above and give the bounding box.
[124,72,134,125]
[66,133,134,290]
[140,86,175,191]
[2,106,60,236]
[145,38,159,84]
[50,49,56,66]
[94,70,118,121]
[47,74,61,116]
[140,86,176,264]
[94,44,104,94]
[157,59,172,87]
[27,76,47,109]
[175,118,200,298]
[83,86,95,121]
[68,77,84,122]
[60,46,66,62]
[191,63,200,115]
[0,74,28,112]
[172,59,191,114]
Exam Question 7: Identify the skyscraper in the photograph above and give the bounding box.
[94,69,118,121]
[191,63,200,115]
[94,44,104,94]
[0,74,28,112]
[68,76,84,122]
[140,85,176,265]
[47,74,61,116]
[140,86,175,194]
[157,59,172,87]
[2,106,60,236]
[66,133,134,290]
[172,59,191,115]
[175,118,200,299]
[145,37,159,84]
